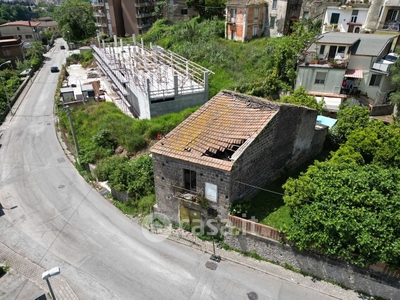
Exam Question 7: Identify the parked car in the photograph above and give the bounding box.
[50,66,59,73]
[382,53,399,64]
[60,45,65,50]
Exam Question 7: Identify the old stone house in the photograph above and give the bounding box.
[150,90,327,226]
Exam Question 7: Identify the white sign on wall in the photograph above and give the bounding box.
[205,182,218,203]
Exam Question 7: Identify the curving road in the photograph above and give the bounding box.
[0,39,341,300]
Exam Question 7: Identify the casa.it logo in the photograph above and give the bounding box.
[141,212,172,242]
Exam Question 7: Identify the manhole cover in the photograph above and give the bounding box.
[57,158,65,163]
[247,292,258,300]
[58,185,65,189]
[205,261,218,270]
[47,123,51,125]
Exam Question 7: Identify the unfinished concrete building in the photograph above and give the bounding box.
[92,38,213,119]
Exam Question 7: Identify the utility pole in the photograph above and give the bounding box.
[64,106,80,165]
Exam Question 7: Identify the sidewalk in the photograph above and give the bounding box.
[0,243,79,300]
[165,228,363,300]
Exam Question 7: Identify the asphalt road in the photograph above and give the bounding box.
[0,39,341,300]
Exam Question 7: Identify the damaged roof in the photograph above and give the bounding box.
[150,90,280,171]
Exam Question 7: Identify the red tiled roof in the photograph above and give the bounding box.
[151,90,279,171]
[0,21,41,27]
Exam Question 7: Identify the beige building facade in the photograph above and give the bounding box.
[0,21,41,43]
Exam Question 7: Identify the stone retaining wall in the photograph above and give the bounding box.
[224,233,400,300]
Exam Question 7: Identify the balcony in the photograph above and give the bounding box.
[94,12,105,17]
[173,185,203,206]
[135,1,153,7]
[95,23,108,28]
[92,1,104,6]
[339,1,370,8]
[227,17,235,24]
[137,12,153,18]
[372,54,398,73]
[372,62,392,73]
[137,23,152,29]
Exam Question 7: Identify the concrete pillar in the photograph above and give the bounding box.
[174,75,178,96]
[204,72,209,101]
[147,78,151,100]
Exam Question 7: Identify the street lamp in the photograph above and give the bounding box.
[42,267,60,300]
[0,60,13,116]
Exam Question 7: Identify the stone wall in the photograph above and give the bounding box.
[111,188,132,202]
[153,103,326,222]
[370,104,394,116]
[224,233,400,300]
[152,154,231,223]
[230,105,323,202]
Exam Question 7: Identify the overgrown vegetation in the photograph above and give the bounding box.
[67,51,94,68]
[58,102,198,215]
[58,102,197,165]
[282,106,400,268]
[1,41,45,115]
[54,0,96,43]
[140,17,320,98]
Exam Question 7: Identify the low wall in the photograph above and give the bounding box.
[224,227,400,299]
[111,188,131,202]
[370,104,394,116]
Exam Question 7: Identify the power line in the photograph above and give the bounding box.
[235,180,341,209]
[235,181,284,196]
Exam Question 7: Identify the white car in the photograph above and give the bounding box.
[381,52,399,64]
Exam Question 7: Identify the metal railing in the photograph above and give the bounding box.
[172,185,202,205]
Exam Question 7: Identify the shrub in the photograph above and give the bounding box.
[138,194,156,214]
[94,156,128,181]
[228,198,251,216]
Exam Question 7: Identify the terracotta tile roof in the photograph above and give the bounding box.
[151,90,279,171]
[226,0,267,6]
[345,69,363,79]
[0,21,41,27]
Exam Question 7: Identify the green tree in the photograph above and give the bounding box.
[94,155,128,181]
[283,162,400,267]
[109,155,154,199]
[186,0,226,19]
[54,0,96,42]
[389,49,400,115]
[25,41,45,59]
[279,86,324,113]
[330,105,370,145]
